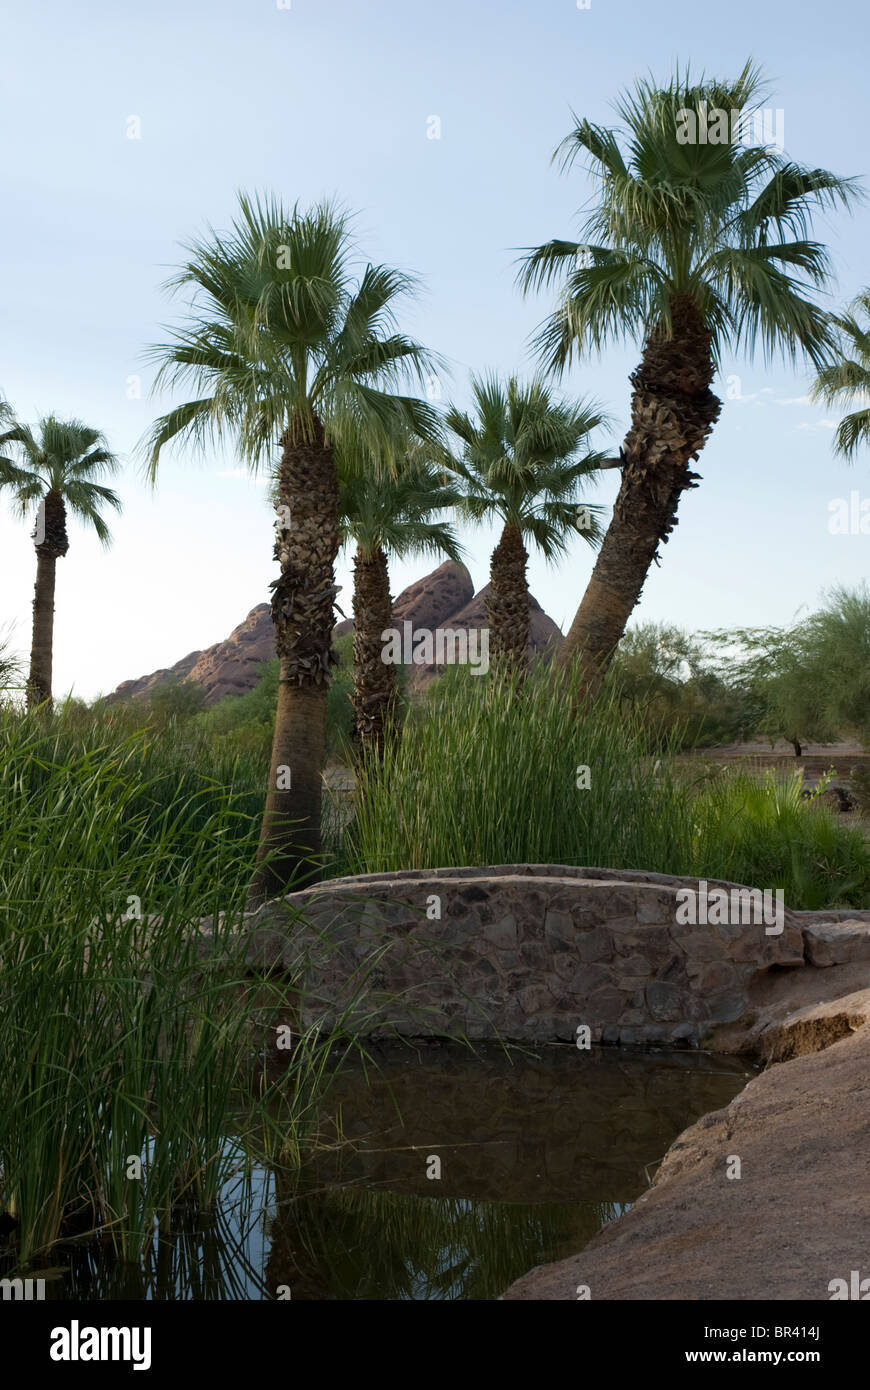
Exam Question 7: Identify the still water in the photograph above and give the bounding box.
[25,1043,754,1301]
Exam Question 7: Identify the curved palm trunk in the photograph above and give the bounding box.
[351,544,397,759]
[27,490,69,711]
[487,521,530,677]
[557,296,721,698]
[248,417,340,907]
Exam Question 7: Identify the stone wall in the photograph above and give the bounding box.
[241,865,809,1046]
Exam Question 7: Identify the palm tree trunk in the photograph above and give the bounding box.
[248,416,339,907]
[27,490,69,711]
[351,545,397,758]
[487,521,530,677]
[27,548,57,710]
[557,296,721,698]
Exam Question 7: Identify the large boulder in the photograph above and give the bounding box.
[393,559,475,631]
[447,584,562,654]
[338,567,563,687]
[800,918,870,967]
[108,648,203,703]
[107,604,274,707]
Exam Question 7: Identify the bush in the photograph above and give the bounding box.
[607,623,759,749]
[703,584,870,753]
[692,769,870,909]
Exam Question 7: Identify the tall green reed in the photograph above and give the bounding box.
[340,665,870,908]
[343,665,692,874]
[0,706,362,1269]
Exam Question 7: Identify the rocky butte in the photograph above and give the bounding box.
[108,560,562,706]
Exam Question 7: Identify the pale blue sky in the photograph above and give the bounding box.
[2,0,869,698]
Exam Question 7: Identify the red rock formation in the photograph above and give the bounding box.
[109,560,562,705]
[186,604,274,703]
[333,559,474,639]
[109,648,204,704]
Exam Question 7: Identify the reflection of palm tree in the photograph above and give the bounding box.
[265,1178,615,1300]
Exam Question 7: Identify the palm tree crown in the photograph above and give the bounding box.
[338,442,462,564]
[144,193,442,472]
[811,290,870,458]
[444,374,607,555]
[0,416,121,549]
[519,61,859,375]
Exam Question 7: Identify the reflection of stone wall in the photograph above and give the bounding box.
[242,866,805,1046]
[305,1044,750,1202]
[263,1046,751,1301]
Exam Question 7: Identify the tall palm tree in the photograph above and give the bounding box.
[519,61,859,698]
[443,374,606,675]
[810,290,870,458]
[0,416,120,709]
[338,442,462,755]
[143,194,440,903]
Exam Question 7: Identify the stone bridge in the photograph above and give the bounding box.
[229,863,870,1047]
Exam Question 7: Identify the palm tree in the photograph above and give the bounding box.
[443,374,606,676]
[0,416,121,709]
[338,442,462,755]
[810,290,870,458]
[518,61,859,698]
[143,194,441,903]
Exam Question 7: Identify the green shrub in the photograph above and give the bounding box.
[607,622,759,749]
[692,769,870,909]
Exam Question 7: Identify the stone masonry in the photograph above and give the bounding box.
[238,865,815,1046]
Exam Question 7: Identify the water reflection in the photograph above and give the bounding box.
[6,1043,753,1300]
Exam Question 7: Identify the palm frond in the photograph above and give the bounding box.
[518,61,861,372]
[143,193,437,477]
[443,372,607,554]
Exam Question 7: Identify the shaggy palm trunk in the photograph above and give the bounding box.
[351,545,397,759]
[558,296,721,697]
[248,416,340,907]
[487,522,530,677]
[27,490,69,710]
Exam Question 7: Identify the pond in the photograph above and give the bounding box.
[18,1043,755,1301]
